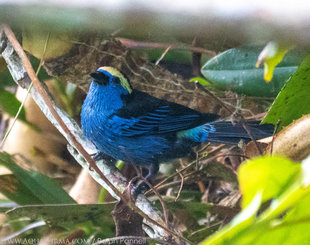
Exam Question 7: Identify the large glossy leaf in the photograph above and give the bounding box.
[263,55,310,130]
[0,152,75,204]
[201,46,303,97]
[6,203,115,228]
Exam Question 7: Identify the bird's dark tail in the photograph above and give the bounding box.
[206,121,274,144]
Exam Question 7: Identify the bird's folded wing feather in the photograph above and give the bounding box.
[109,90,218,136]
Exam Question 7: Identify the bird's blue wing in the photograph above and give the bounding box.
[109,106,203,136]
[109,90,218,136]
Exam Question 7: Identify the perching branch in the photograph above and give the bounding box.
[0,26,191,244]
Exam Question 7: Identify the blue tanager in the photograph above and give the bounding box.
[81,67,273,191]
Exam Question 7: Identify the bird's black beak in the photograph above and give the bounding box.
[90,71,109,85]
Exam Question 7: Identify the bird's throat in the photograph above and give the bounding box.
[84,82,126,117]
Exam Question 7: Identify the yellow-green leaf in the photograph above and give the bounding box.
[256,42,294,82]
[23,29,74,60]
[238,156,300,208]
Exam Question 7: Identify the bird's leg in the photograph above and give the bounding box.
[145,163,159,184]
[132,164,159,197]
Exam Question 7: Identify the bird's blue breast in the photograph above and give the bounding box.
[85,119,169,164]
[82,105,169,164]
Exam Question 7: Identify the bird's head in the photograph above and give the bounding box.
[90,67,132,94]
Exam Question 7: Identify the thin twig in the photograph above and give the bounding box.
[147,153,246,196]
[155,46,171,65]
[155,180,183,193]
[0,83,32,148]
[142,177,170,229]
[149,145,227,193]
[150,162,195,194]
[269,120,280,155]
[175,170,184,201]
[119,38,217,56]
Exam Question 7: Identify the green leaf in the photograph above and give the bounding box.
[238,156,300,208]
[227,157,310,245]
[0,57,15,88]
[201,192,263,245]
[0,89,27,122]
[23,30,74,60]
[189,77,210,86]
[251,194,310,245]
[30,56,52,82]
[0,174,42,205]
[263,55,310,130]
[201,46,303,97]
[199,156,310,245]
[6,203,115,228]
[0,89,39,131]
[0,152,75,204]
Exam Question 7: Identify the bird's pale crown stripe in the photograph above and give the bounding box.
[98,66,132,94]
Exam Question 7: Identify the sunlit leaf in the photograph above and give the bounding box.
[263,55,310,130]
[189,77,210,86]
[256,42,294,82]
[200,156,310,245]
[200,192,262,245]
[23,29,74,60]
[238,156,300,208]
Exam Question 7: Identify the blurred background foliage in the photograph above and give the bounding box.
[1,1,310,244]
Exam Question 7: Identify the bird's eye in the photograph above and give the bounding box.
[112,77,121,84]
